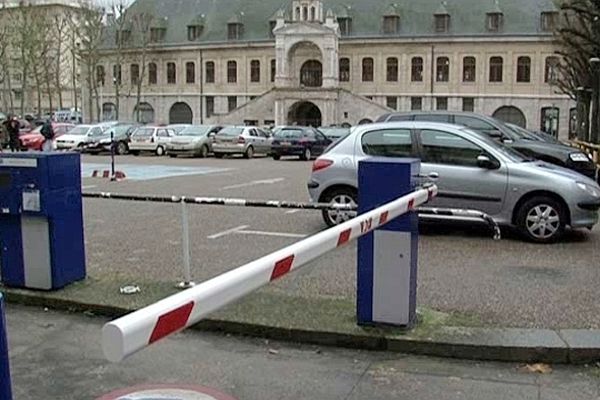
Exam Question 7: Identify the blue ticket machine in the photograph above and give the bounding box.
[0,153,86,290]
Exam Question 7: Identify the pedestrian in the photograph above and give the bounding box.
[40,119,55,152]
[5,115,20,153]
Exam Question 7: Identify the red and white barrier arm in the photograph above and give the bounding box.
[102,185,438,363]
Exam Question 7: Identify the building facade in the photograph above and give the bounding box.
[93,0,574,139]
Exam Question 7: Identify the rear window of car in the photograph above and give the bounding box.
[179,126,210,136]
[275,129,304,139]
[132,128,154,137]
[414,114,450,122]
[68,126,90,135]
[387,114,413,122]
[218,127,244,136]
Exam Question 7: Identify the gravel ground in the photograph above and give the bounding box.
[80,154,600,329]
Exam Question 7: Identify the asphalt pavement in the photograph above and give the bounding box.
[80,154,600,329]
[6,304,600,400]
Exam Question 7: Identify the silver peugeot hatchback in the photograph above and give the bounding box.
[307,122,600,243]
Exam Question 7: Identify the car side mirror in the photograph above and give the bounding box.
[477,154,500,170]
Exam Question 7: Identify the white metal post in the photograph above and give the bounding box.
[178,200,195,289]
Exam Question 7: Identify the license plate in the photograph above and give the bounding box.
[281,142,291,146]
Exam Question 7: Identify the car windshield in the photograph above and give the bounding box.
[111,125,134,135]
[275,129,304,139]
[179,126,211,136]
[132,127,154,137]
[461,128,530,162]
[505,124,539,141]
[169,125,190,134]
[68,126,90,135]
[218,127,244,136]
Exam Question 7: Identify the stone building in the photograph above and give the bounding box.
[94,0,574,139]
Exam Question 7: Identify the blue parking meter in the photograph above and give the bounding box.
[0,293,12,400]
[357,159,420,328]
[0,153,86,290]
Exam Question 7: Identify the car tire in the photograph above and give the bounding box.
[199,145,209,158]
[301,147,312,161]
[516,196,566,244]
[214,152,224,159]
[156,146,165,156]
[244,146,254,159]
[116,141,128,155]
[320,187,358,227]
[272,154,281,160]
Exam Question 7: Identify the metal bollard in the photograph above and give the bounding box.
[177,200,196,289]
[0,293,13,400]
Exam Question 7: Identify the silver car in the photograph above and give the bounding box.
[308,122,600,243]
[166,125,223,158]
[129,126,175,156]
[212,126,272,159]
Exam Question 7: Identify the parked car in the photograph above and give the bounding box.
[55,124,107,150]
[318,127,351,141]
[271,126,332,160]
[128,126,175,156]
[166,124,192,135]
[505,123,566,145]
[167,125,223,158]
[17,119,33,135]
[83,123,141,155]
[376,111,598,182]
[212,126,272,159]
[308,122,600,243]
[19,123,75,151]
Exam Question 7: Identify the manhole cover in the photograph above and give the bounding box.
[97,384,238,400]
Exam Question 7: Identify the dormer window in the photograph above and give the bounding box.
[150,28,166,42]
[487,12,503,32]
[228,23,243,40]
[187,25,203,41]
[116,29,131,45]
[541,11,559,32]
[435,14,450,33]
[383,15,399,34]
[338,16,352,36]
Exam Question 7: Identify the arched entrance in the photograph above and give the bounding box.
[300,60,322,87]
[288,101,322,127]
[102,102,117,121]
[169,102,193,124]
[133,102,155,124]
[492,106,526,128]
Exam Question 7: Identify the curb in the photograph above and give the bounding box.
[4,289,600,365]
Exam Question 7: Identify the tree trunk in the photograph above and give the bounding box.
[591,81,599,143]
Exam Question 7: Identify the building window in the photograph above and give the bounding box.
[338,17,352,36]
[541,11,559,32]
[295,7,300,21]
[386,57,398,82]
[310,6,316,21]
[116,29,131,45]
[545,56,560,83]
[436,57,449,82]
[411,97,422,110]
[362,58,374,82]
[96,65,105,86]
[206,96,214,117]
[462,97,475,112]
[148,63,157,85]
[269,20,277,38]
[228,96,237,112]
[386,96,398,110]
[227,61,237,83]
[150,28,166,43]
[188,25,203,41]
[435,14,450,33]
[411,57,423,82]
[130,63,139,85]
[541,107,560,137]
[383,16,400,34]
[167,62,176,84]
[303,6,308,21]
[569,107,577,138]
[250,60,260,83]
[186,62,195,84]
[205,61,215,83]
[270,59,276,82]
[300,60,322,87]
[487,12,503,31]
[463,56,476,82]
[489,56,503,82]
[113,64,122,85]
[340,57,350,82]
[516,56,531,83]
[436,97,448,110]
[228,23,243,40]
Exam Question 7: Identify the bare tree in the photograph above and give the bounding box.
[29,7,54,117]
[0,24,13,114]
[11,4,37,116]
[108,0,131,121]
[131,12,153,123]
[51,13,70,109]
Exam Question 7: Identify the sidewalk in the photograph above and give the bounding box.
[6,304,600,400]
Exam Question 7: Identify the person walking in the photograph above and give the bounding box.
[6,115,20,153]
[40,119,55,152]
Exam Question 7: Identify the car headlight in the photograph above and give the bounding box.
[576,182,600,197]
[570,152,592,162]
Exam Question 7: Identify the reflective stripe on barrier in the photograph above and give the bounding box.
[102,185,438,363]
[0,293,12,400]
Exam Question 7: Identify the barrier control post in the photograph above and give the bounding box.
[0,293,13,400]
[358,159,420,328]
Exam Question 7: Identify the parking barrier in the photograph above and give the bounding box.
[101,184,438,363]
[419,207,502,240]
[0,293,12,400]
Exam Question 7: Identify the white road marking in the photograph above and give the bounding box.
[285,210,301,215]
[221,178,285,191]
[82,185,97,190]
[207,225,250,239]
[237,229,307,239]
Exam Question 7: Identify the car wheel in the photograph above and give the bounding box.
[116,141,128,155]
[214,152,224,159]
[244,146,254,159]
[320,187,358,227]
[301,147,312,161]
[199,145,209,158]
[516,196,566,244]
[156,146,165,156]
[272,154,281,160]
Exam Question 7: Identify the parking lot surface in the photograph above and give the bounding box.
[81,154,600,329]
